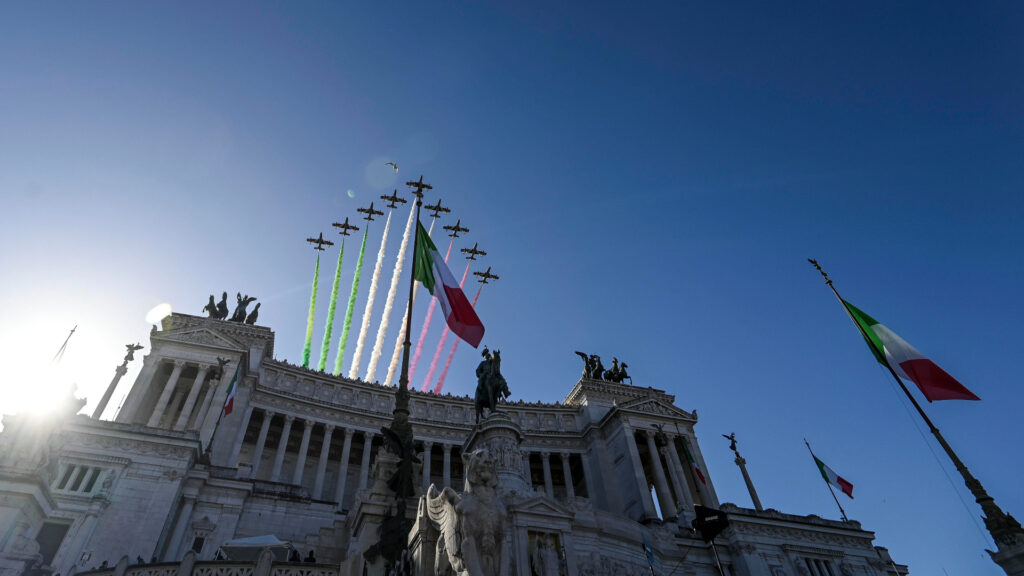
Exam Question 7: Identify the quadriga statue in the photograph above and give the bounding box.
[426,448,509,576]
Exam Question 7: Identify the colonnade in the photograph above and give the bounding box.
[234,409,465,508]
[525,450,592,501]
[137,359,222,433]
[624,424,701,521]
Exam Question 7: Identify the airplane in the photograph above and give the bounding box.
[405,175,433,198]
[443,219,469,238]
[474,267,500,284]
[461,242,487,260]
[306,233,334,251]
[425,198,451,219]
[380,190,408,209]
[331,217,360,236]
[357,202,384,222]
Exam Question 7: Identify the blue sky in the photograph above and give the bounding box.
[1,2,1022,574]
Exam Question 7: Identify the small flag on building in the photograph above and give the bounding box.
[223,367,239,416]
[812,452,854,499]
[413,220,485,347]
[682,442,707,485]
[843,300,980,402]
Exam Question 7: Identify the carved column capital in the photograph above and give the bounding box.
[424,441,434,449]
[173,360,187,369]
[263,409,277,419]
[196,363,211,372]
[560,452,571,462]
[541,451,551,459]
[442,443,452,454]
[283,414,296,424]
[324,423,336,433]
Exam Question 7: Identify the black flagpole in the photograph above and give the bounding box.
[401,177,430,392]
[808,259,1022,550]
[804,438,848,522]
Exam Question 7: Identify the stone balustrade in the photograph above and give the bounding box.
[76,560,337,576]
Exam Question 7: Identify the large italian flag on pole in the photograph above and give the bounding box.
[844,300,980,402]
[414,221,485,348]
[813,454,854,499]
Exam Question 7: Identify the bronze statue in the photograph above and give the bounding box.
[203,295,218,318]
[474,347,510,423]
[245,302,260,325]
[124,343,143,362]
[589,355,605,380]
[214,357,230,380]
[723,432,738,453]
[230,293,257,322]
[215,292,230,319]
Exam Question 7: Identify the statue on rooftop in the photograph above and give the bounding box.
[215,292,230,319]
[124,343,143,362]
[202,295,218,318]
[230,293,257,322]
[245,302,261,325]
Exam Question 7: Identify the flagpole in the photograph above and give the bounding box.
[808,259,1023,550]
[804,438,848,522]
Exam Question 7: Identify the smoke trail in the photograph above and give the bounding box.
[385,219,437,386]
[349,210,393,379]
[301,254,321,368]
[434,284,484,394]
[421,260,471,392]
[333,227,369,375]
[317,239,345,371]
[366,203,416,382]
[413,237,455,390]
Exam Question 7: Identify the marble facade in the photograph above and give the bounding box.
[1,313,908,576]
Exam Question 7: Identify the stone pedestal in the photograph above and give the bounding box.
[463,411,530,498]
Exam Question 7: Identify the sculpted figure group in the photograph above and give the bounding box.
[574,351,631,383]
[202,292,260,324]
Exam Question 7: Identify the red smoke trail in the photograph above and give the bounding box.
[434,284,483,394]
[414,238,455,390]
[421,260,470,392]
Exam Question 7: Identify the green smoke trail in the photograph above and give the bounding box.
[334,227,369,375]
[301,254,321,368]
[317,239,345,371]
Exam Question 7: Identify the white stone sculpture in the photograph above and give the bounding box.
[426,448,509,576]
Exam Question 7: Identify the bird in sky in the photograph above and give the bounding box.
[385,162,398,173]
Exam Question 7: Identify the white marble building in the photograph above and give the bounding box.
[1,313,908,576]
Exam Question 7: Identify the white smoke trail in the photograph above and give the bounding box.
[348,210,393,379]
[366,202,416,382]
[385,219,436,386]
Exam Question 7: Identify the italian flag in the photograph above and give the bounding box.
[813,454,854,499]
[682,442,707,485]
[844,300,980,402]
[414,220,484,348]
[222,367,239,416]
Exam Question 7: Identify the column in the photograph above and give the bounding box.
[92,363,128,419]
[644,430,676,519]
[442,444,452,488]
[580,450,595,501]
[116,355,158,423]
[249,410,274,478]
[560,453,575,500]
[174,364,210,431]
[522,450,532,487]
[624,424,658,519]
[422,442,433,492]
[358,432,374,490]
[270,415,295,482]
[292,420,314,485]
[147,360,185,427]
[541,452,554,498]
[665,436,694,512]
[313,424,335,499]
[334,428,354,508]
[164,495,196,561]
[228,405,255,467]
[192,382,217,432]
